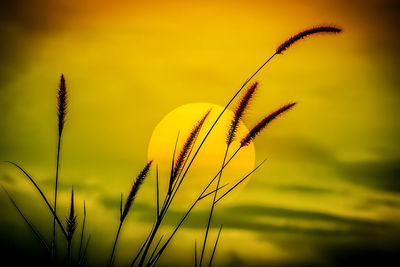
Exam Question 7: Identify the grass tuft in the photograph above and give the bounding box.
[276,26,342,54]
[241,102,296,147]
[66,188,77,264]
[227,82,258,145]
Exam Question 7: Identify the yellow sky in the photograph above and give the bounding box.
[1,0,400,266]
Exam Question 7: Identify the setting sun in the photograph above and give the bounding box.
[147,102,256,204]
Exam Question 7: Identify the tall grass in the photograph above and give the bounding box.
[135,110,211,267]
[199,82,258,266]
[78,200,87,262]
[4,75,89,266]
[2,24,342,266]
[144,25,341,266]
[66,188,77,265]
[109,160,153,267]
[53,74,67,258]
[1,184,50,253]
[276,26,342,54]
[208,225,222,267]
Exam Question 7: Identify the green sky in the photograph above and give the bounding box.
[1,0,400,266]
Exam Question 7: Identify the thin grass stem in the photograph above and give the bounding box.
[149,236,163,264]
[199,145,229,267]
[195,240,198,267]
[208,225,222,267]
[130,224,156,267]
[199,184,229,200]
[78,200,87,260]
[156,165,160,218]
[108,222,123,267]
[52,136,61,258]
[214,158,267,204]
[6,161,68,238]
[78,235,91,266]
[141,52,276,267]
[1,184,50,254]
[148,150,268,266]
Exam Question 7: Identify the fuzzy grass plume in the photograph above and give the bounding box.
[66,189,77,242]
[170,109,211,191]
[144,26,341,265]
[276,26,342,55]
[53,73,68,258]
[241,103,296,147]
[3,23,343,267]
[57,74,67,135]
[66,188,77,264]
[227,82,258,145]
[136,109,212,267]
[109,160,153,267]
[200,83,258,266]
[121,160,153,221]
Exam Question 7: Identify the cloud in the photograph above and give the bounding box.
[99,197,391,236]
[0,0,80,88]
[337,158,400,192]
[99,198,400,265]
[262,136,400,192]
[308,226,400,266]
[275,185,335,195]
[0,0,72,32]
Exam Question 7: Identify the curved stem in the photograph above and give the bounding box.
[199,145,229,266]
[147,147,242,266]
[67,239,72,266]
[6,161,68,238]
[52,135,62,258]
[108,221,123,267]
[208,225,223,267]
[140,52,276,266]
[78,201,86,261]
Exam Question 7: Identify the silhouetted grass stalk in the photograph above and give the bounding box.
[240,103,296,147]
[276,26,342,55]
[145,52,279,266]
[194,240,198,267]
[3,25,342,267]
[6,161,68,238]
[136,50,276,267]
[199,146,229,267]
[78,235,91,267]
[154,26,342,231]
[200,81,257,266]
[165,131,201,213]
[130,224,156,266]
[148,102,296,265]
[66,188,77,265]
[136,111,210,267]
[1,184,50,253]
[53,74,67,259]
[147,148,247,266]
[78,200,86,261]
[141,55,278,266]
[109,161,152,267]
[148,158,266,266]
[208,225,222,267]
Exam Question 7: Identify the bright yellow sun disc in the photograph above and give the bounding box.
[147,102,256,206]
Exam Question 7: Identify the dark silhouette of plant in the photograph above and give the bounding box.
[66,188,77,265]
[109,161,153,266]
[53,74,67,258]
[1,24,342,267]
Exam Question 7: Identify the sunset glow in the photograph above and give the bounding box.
[1,0,400,266]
